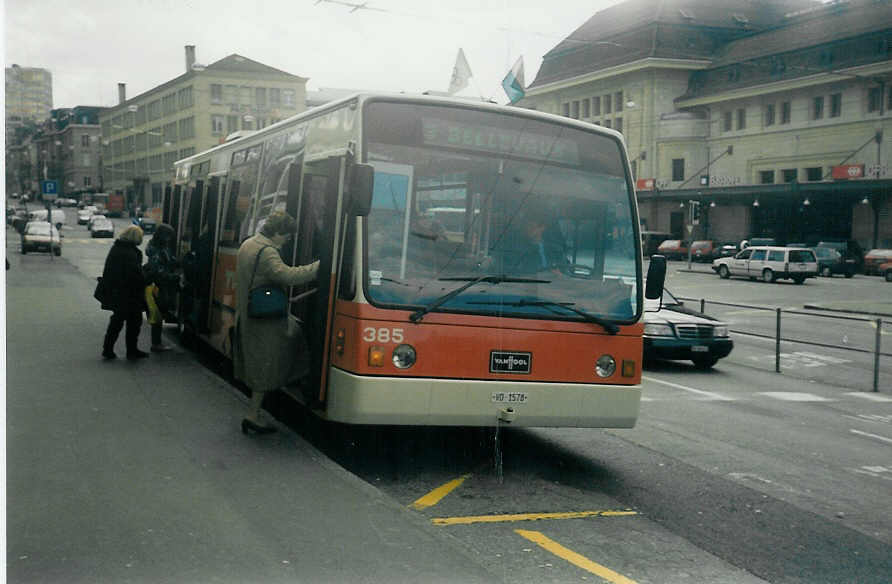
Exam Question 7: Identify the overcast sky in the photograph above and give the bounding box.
[4,0,625,109]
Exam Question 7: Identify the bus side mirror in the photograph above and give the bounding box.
[645,255,667,299]
[349,164,374,217]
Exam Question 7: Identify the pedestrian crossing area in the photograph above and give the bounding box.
[641,376,892,404]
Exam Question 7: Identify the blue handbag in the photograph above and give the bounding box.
[247,246,288,318]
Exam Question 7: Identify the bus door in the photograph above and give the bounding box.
[162,184,173,225]
[291,157,343,403]
[195,176,222,334]
[179,179,205,332]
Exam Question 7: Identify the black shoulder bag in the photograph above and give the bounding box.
[247,246,288,319]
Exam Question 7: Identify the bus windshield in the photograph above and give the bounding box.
[363,101,639,323]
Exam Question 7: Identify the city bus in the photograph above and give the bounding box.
[165,93,665,427]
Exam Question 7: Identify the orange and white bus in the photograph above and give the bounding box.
[166,93,665,427]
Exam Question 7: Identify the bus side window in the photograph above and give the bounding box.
[219,180,242,248]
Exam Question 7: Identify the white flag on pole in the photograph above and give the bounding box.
[448,49,473,95]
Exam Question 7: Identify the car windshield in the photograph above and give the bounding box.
[814,247,839,259]
[363,102,639,322]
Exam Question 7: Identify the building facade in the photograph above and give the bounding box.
[6,65,53,122]
[100,46,307,213]
[519,0,892,250]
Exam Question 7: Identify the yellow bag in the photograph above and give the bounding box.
[145,284,162,325]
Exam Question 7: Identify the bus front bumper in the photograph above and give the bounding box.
[324,368,641,428]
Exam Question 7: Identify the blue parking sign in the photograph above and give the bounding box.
[41,180,59,196]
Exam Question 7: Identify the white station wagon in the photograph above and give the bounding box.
[712,245,818,284]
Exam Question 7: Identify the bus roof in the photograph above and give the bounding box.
[173,92,627,169]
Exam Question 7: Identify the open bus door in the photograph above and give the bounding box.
[285,157,343,405]
[182,177,221,336]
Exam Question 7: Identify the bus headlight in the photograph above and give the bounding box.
[392,344,417,369]
[714,325,729,338]
[595,354,616,378]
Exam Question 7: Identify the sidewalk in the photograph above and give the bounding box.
[5,249,497,583]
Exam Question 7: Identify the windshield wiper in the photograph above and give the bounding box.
[468,299,620,334]
[409,274,550,323]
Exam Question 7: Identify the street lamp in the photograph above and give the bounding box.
[753,199,760,207]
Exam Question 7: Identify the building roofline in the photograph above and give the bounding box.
[526,57,712,96]
[676,60,892,106]
[102,53,307,116]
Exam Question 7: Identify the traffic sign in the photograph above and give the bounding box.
[41,180,59,199]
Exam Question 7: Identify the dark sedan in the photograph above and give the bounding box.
[643,289,733,369]
[813,246,855,278]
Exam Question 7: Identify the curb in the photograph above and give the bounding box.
[803,304,892,319]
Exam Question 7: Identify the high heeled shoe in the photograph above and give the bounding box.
[241,418,276,435]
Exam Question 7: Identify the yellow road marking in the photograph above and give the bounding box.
[431,510,636,525]
[409,474,471,510]
[516,529,638,584]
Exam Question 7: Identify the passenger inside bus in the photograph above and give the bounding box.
[489,207,568,275]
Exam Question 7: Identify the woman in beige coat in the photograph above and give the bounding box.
[234,211,319,434]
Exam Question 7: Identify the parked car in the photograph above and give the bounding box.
[813,246,856,278]
[712,245,818,283]
[863,249,892,275]
[87,213,108,230]
[640,231,674,257]
[138,217,157,234]
[716,241,739,258]
[657,239,688,260]
[21,221,62,256]
[816,239,864,272]
[90,217,115,238]
[643,288,733,369]
[77,209,93,225]
[690,240,717,262]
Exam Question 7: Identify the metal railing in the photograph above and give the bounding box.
[676,296,888,392]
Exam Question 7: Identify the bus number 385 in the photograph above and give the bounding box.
[362,327,405,343]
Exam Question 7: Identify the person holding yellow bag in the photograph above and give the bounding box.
[143,223,180,352]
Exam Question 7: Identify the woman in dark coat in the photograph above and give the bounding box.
[143,223,179,352]
[101,225,149,360]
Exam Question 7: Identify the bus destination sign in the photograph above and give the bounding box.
[422,118,579,166]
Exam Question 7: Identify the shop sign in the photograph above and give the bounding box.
[636,178,655,190]
[831,164,864,179]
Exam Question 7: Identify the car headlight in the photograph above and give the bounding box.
[714,325,729,338]
[644,323,674,337]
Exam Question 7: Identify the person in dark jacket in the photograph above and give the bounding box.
[101,225,149,360]
[143,223,179,352]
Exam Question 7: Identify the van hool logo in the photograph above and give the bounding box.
[490,351,531,374]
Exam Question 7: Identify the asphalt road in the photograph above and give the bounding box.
[7,221,892,583]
